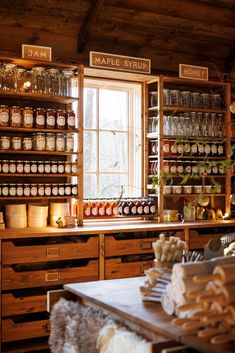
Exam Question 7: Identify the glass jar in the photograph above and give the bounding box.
[30,184,38,196]
[46,68,60,95]
[71,163,78,174]
[22,137,33,151]
[191,92,202,108]
[44,184,51,196]
[51,161,58,174]
[9,160,16,174]
[46,133,56,151]
[170,90,180,106]
[56,109,66,129]
[10,106,22,127]
[181,91,191,107]
[22,107,34,128]
[38,161,45,174]
[67,110,76,130]
[0,105,9,126]
[9,184,16,197]
[30,161,37,174]
[38,184,45,196]
[52,184,58,196]
[15,68,27,92]
[2,184,9,196]
[1,136,11,150]
[58,162,65,174]
[44,162,51,174]
[64,162,71,174]
[201,93,211,109]
[16,184,24,196]
[211,94,222,110]
[65,183,72,196]
[16,161,24,173]
[35,108,45,129]
[58,184,65,196]
[163,89,170,105]
[65,134,74,152]
[24,161,31,174]
[32,67,46,94]
[35,133,46,151]
[23,184,31,196]
[12,137,22,150]
[56,133,65,151]
[46,109,56,129]
[2,160,9,173]
[2,63,16,91]
[61,70,74,96]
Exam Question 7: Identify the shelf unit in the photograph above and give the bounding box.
[145,76,232,221]
[0,57,84,226]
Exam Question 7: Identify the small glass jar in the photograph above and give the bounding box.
[2,63,16,91]
[65,134,74,152]
[30,161,37,174]
[30,184,38,196]
[56,109,66,130]
[15,68,27,92]
[35,108,45,129]
[1,136,11,150]
[58,184,65,196]
[44,162,51,174]
[170,89,180,106]
[201,93,211,109]
[191,92,202,108]
[38,184,45,196]
[46,109,56,129]
[61,70,74,96]
[12,137,22,150]
[67,110,76,130]
[71,163,78,174]
[71,184,78,196]
[16,184,24,196]
[0,105,9,126]
[163,89,171,105]
[2,184,9,196]
[51,161,58,174]
[65,183,72,196]
[38,161,45,174]
[57,162,65,174]
[2,160,9,173]
[46,133,56,151]
[32,67,47,94]
[180,91,191,107]
[35,133,46,151]
[24,161,31,174]
[64,162,71,174]
[56,133,65,151]
[44,184,51,196]
[9,160,16,174]
[51,184,58,196]
[9,184,17,196]
[23,184,31,196]
[10,106,22,127]
[16,161,24,173]
[46,68,60,95]
[22,107,34,128]
[211,94,222,110]
[22,137,33,151]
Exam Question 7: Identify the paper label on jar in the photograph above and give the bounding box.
[17,164,24,173]
[52,187,58,196]
[206,167,212,174]
[163,144,169,153]
[31,165,37,173]
[9,187,16,196]
[51,165,57,173]
[150,205,156,213]
[45,187,51,196]
[45,165,51,173]
[177,166,184,174]
[191,144,197,154]
[0,112,9,122]
[183,144,190,153]
[36,137,46,150]
[9,164,16,173]
[38,187,44,196]
[38,165,44,173]
[131,206,137,214]
[123,206,130,214]
[17,187,23,196]
[25,114,33,124]
[198,145,205,153]
[205,145,211,154]
[185,166,192,173]
[106,207,112,216]
[84,208,91,216]
[144,206,149,214]
[163,165,169,173]
[66,139,74,151]
[177,144,184,154]
[113,206,119,215]
[99,207,105,216]
[65,165,71,173]
[36,115,45,125]
[2,140,10,149]
[72,165,77,173]
[72,186,78,195]
[171,145,177,154]
[58,165,65,173]
[59,187,64,195]
[2,164,9,173]
[47,115,55,125]
[91,208,98,216]
[218,146,224,155]
[212,166,218,174]
[31,187,37,196]
[56,138,65,150]
[137,206,143,214]
[192,166,198,174]
[13,140,21,150]
[170,165,177,174]
[24,188,30,196]
[47,138,55,150]
[211,145,217,154]
[12,113,21,124]
[24,165,30,173]
[57,116,65,126]
[68,116,75,127]
[65,186,71,195]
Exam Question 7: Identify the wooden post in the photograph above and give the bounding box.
[99,233,105,280]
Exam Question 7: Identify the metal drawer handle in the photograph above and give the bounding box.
[46,247,60,257]
[45,272,60,282]
[140,241,152,250]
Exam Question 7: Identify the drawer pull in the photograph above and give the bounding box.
[45,322,51,333]
[46,247,60,257]
[45,272,60,282]
[140,241,152,250]
[139,263,152,274]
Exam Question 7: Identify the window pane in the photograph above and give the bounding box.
[99,131,128,172]
[99,174,128,198]
[84,88,97,129]
[100,89,128,130]
[84,174,97,199]
[84,131,97,172]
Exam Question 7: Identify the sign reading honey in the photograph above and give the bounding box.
[90,51,151,74]
[22,44,52,61]
[179,64,208,81]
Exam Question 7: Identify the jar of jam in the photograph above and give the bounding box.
[66,134,74,152]
[71,184,78,196]
[12,137,22,150]
[30,184,38,196]
[67,110,76,130]
[64,162,71,174]
[44,184,51,196]
[52,184,58,196]
[10,106,22,127]
[24,161,30,174]
[2,184,9,196]
[44,162,51,174]
[35,133,46,151]
[65,183,72,196]
[38,161,45,174]
[0,105,9,126]
[56,133,65,151]
[56,110,66,130]
[58,184,65,196]
[9,184,16,197]
[23,184,31,196]
[9,160,16,174]
[16,184,24,196]
[2,160,9,173]
[22,137,33,151]
[46,109,56,129]
[71,163,78,174]
[23,107,33,128]
[30,161,37,174]
[46,133,56,151]
[35,108,45,128]
[38,184,45,196]
[16,161,24,174]
[58,162,65,174]
[1,136,11,150]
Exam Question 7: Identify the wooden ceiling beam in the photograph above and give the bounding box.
[77,0,105,53]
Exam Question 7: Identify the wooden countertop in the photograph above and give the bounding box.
[64,277,235,353]
[0,219,235,239]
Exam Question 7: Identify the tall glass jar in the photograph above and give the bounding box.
[32,67,46,94]
[46,68,60,95]
[15,68,27,92]
[2,63,16,91]
[61,70,74,96]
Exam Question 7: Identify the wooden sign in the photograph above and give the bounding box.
[90,51,151,74]
[179,64,208,81]
[22,44,52,61]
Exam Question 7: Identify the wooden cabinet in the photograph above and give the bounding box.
[145,76,231,221]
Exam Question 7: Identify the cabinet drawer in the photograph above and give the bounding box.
[2,237,98,265]
[2,318,50,342]
[189,230,221,249]
[2,292,47,316]
[2,260,99,290]
[105,236,156,256]
[105,258,153,279]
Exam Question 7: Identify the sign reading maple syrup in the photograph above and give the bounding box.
[90,51,151,74]
[22,44,52,61]
[179,64,208,81]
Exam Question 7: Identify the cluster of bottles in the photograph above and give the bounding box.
[83,198,156,218]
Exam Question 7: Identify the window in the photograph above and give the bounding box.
[84,79,142,199]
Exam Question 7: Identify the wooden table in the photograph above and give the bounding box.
[64,277,235,353]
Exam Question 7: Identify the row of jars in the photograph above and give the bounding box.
[0,160,78,174]
[150,89,223,109]
[0,63,77,96]
[0,183,78,197]
[0,105,76,130]
[149,160,227,176]
[0,133,75,152]
[163,184,222,195]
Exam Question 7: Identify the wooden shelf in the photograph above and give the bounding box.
[0,90,78,104]
[162,155,225,160]
[0,127,78,134]
[164,193,225,197]
[0,195,77,200]
[0,173,79,177]
[162,135,226,142]
[0,150,78,155]
[148,174,226,179]
[148,105,225,113]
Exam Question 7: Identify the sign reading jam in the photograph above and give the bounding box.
[179,64,208,81]
[90,51,151,74]
[22,44,52,61]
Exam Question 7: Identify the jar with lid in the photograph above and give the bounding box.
[9,160,16,174]
[38,184,45,196]
[30,184,38,196]
[46,109,56,129]
[61,70,74,96]
[51,184,58,196]
[0,105,9,126]
[58,184,65,196]
[2,160,9,173]
[66,134,74,152]
[16,184,24,196]
[9,184,16,197]
[35,133,46,151]
[38,161,45,174]
[170,90,180,106]
[23,184,31,196]
[24,161,30,174]
[15,68,27,92]
[44,184,52,196]
[67,110,76,130]
[191,92,202,108]
[64,162,72,174]
[1,136,11,150]
[71,163,78,174]
[10,106,22,127]
[163,89,170,105]
[56,133,65,151]
[44,162,51,174]
[35,108,45,128]
[56,109,66,130]
[65,183,72,196]
[2,184,9,196]
[211,94,222,110]
[217,143,224,156]
[46,68,60,95]
[58,161,65,174]
[46,133,56,151]
[51,161,58,174]
[71,184,78,196]
[201,93,211,109]
[16,161,24,173]
[32,67,46,94]
[181,91,191,107]
[2,63,16,91]
[30,161,37,174]
[22,137,33,151]
[22,107,33,128]
[12,137,22,150]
